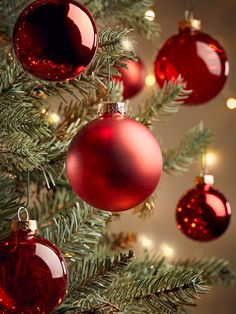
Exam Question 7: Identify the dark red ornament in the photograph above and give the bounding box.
[66,102,163,212]
[13,0,98,81]
[154,17,229,105]
[114,58,146,99]
[176,175,231,241]
[0,219,68,313]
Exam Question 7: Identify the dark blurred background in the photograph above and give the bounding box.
[111,0,236,313]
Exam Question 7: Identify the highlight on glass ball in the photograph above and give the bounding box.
[66,102,163,212]
[13,0,98,81]
[114,57,147,99]
[154,14,229,105]
[176,175,231,242]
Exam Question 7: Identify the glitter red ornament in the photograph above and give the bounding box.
[154,12,229,105]
[66,102,163,212]
[13,0,98,81]
[0,213,68,313]
[176,175,231,242]
[115,57,146,99]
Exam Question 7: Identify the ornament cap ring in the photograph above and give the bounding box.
[10,207,38,232]
[98,102,127,116]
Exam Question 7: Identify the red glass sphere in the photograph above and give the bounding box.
[66,108,163,212]
[13,0,98,81]
[155,27,229,105]
[115,58,146,99]
[176,182,231,241]
[0,229,68,313]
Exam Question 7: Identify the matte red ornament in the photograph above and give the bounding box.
[115,58,146,99]
[13,0,98,81]
[154,19,229,105]
[0,220,68,314]
[176,176,231,241]
[66,102,163,212]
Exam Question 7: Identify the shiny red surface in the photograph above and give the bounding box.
[114,58,146,99]
[155,27,229,105]
[13,0,97,81]
[66,113,163,211]
[176,183,231,241]
[0,230,68,313]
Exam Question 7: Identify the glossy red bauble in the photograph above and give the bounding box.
[176,178,231,241]
[13,0,98,81]
[66,103,163,212]
[0,228,68,313]
[115,58,146,99]
[155,26,229,105]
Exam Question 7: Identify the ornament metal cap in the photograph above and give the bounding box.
[98,102,127,116]
[179,10,202,31]
[10,207,38,232]
[195,174,215,186]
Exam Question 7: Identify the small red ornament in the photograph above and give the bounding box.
[115,57,146,99]
[66,102,163,212]
[13,0,98,81]
[0,214,68,313]
[154,15,229,105]
[176,175,231,241]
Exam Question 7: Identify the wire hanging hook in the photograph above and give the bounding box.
[18,206,29,221]
[17,170,30,208]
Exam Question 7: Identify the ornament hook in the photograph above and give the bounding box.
[18,206,29,221]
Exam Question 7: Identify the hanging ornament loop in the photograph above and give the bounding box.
[18,206,29,222]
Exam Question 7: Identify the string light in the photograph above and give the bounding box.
[41,108,47,115]
[205,151,218,167]
[160,244,175,258]
[145,74,156,86]
[139,234,154,249]
[48,113,60,124]
[121,39,133,51]
[226,97,236,110]
[145,9,156,21]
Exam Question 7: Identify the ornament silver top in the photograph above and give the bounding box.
[10,206,38,232]
[98,102,127,116]
[179,9,201,31]
[195,174,215,186]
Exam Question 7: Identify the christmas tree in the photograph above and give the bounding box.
[0,0,234,313]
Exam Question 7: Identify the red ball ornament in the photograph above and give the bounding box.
[115,58,146,99]
[66,102,163,212]
[154,17,229,105]
[0,216,68,313]
[13,0,98,81]
[176,175,231,241]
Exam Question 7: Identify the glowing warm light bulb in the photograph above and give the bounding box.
[48,113,60,124]
[227,97,236,110]
[145,74,156,86]
[139,234,154,249]
[145,9,155,21]
[205,151,218,167]
[121,39,133,51]
[41,108,47,115]
[160,244,175,258]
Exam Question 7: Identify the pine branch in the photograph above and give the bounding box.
[137,77,191,126]
[54,252,134,314]
[176,257,236,286]
[82,0,160,39]
[108,269,209,313]
[41,200,111,259]
[163,122,211,175]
